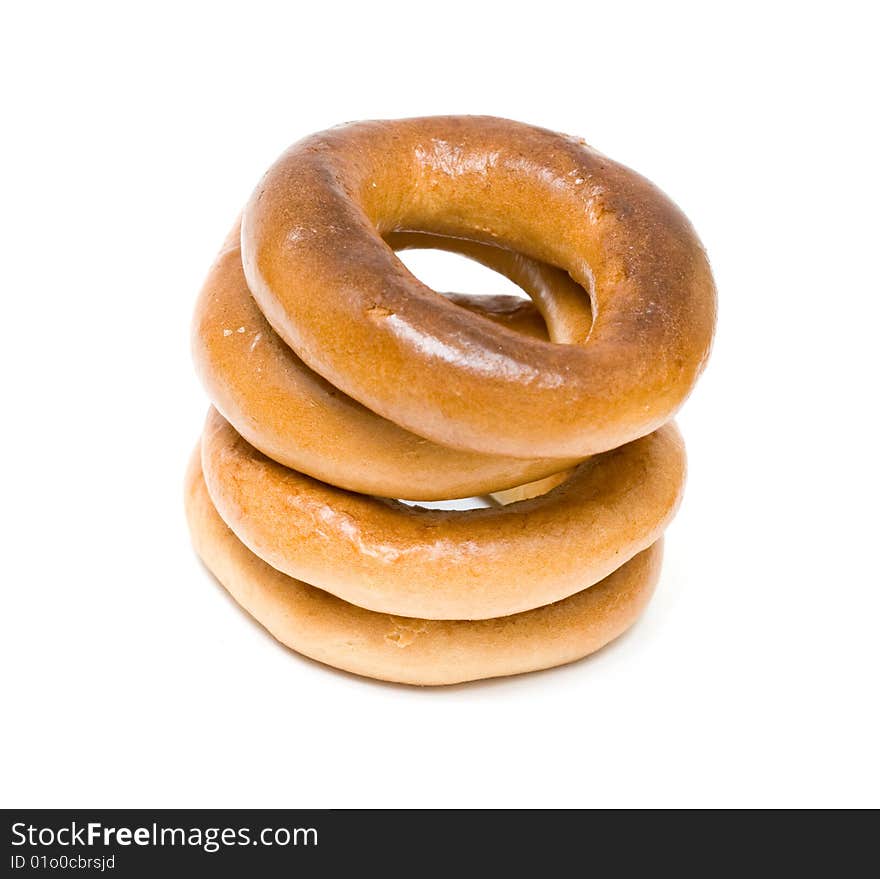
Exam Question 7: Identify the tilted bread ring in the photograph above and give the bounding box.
[187,116,716,684]
[241,116,715,458]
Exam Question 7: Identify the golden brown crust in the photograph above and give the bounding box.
[192,227,582,500]
[242,116,716,458]
[200,407,684,619]
[185,447,662,686]
[187,116,715,683]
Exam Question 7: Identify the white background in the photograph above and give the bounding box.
[2,2,877,808]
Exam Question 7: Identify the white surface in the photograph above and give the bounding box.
[2,2,877,808]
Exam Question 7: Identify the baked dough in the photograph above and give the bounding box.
[242,116,715,458]
[186,116,716,684]
[185,447,662,686]
[193,226,583,500]
[200,407,684,620]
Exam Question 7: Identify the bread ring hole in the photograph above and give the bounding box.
[395,466,574,511]
[395,246,531,303]
[388,231,593,345]
[396,494,495,512]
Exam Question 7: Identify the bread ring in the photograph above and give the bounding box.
[185,447,662,686]
[187,116,716,683]
[193,226,584,500]
[242,116,715,458]
[201,407,683,619]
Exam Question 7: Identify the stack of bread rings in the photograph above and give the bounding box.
[185,116,716,685]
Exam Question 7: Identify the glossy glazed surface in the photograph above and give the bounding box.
[242,116,716,458]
